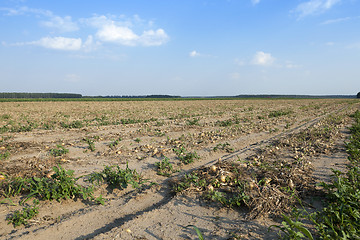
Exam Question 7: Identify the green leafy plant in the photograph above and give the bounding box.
[109,137,122,149]
[0,151,10,160]
[154,129,165,137]
[7,200,39,227]
[120,118,141,124]
[272,110,360,239]
[0,176,27,199]
[60,120,83,129]
[216,119,233,127]
[155,157,178,177]
[213,142,234,153]
[87,163,144,190]
[134,137,141,143]
[173,146,199,164]
[268,110,292,118]
[23,165,95,203]
[172,173,206,192]
[186,225,205,240]
[0,114,11,120]
[49,144,69,157]
[11,120,38,132]
[84,137,96,152]
[186,118,200,126]
[270,214,314,240]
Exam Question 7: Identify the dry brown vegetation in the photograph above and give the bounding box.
[0,99,358,239]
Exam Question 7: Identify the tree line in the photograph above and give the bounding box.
[0,93,82,98]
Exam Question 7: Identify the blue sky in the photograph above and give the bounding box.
[1,0,359,96]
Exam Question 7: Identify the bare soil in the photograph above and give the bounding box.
[0,99,358,239]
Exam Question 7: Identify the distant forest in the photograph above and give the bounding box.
[0,92,82,98]
[0,92,358,99]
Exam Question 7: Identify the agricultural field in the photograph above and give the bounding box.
[0,98,359,239]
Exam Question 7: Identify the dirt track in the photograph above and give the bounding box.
[0,99,358,239]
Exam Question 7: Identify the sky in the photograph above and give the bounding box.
[0,0,359,96]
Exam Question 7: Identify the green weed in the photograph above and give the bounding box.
[186,118,200,126]
[84,138,96,152]
[0,151,10,160]
[173,146,200,164]
[268,110,292,118]
[216,119,233,127]
[49,144,69,157]
[186,225,205,240]
[60,120,84,129]
[0,114,11,120]
[273,110,360,239]
[120,118,141,124]
[23,165,95,203]
[6,200,39,227]
[213,142,234,153]
[11,121,37,132]
[87,163,144,190]
[155,157,178,177]
[0,176,27,198]
[270,213,313,240]
[109,137,122,149]
[172,173,206,192]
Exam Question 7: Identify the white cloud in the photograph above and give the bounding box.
[294,0,342,18]
[41,16,79,32]
[251,0,260,5]
[251,51,275,66]
[2,9,169,49]
[139,29,168,46]
[189,50,215,58]
[11,35,100,52]
[189,50,200,57]
[82,35,101,52]
[87,15,169,46]
[96,24,139,46]
[32,37,82,51]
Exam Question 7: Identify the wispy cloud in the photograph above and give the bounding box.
[41,16,79,32]
[251,51,275,66]
[189,50,201,57]
[0,6,51,16]
[284,61,302,69]
[31,37,82,50]
[320,15,360,25]
[325,41,335,46]
[293,0,342,19]
[1,7,169,49]
[251,0,260,5]
[1,6,78,32]
[12,35,100,51]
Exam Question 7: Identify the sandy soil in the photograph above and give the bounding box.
[0,99,358,239]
